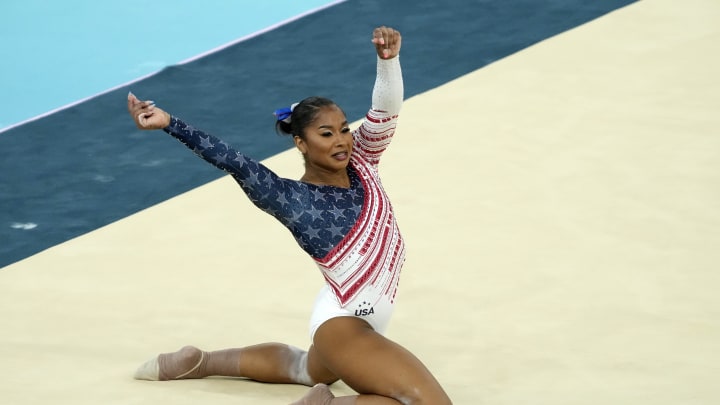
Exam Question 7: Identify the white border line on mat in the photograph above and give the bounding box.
[0,0,348,135]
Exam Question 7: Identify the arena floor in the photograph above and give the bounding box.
[1,0,719,403]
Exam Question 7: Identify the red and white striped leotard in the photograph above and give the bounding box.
[316,109,405,308]
[309,57,404,337]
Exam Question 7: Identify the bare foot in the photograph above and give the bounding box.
[134,346,207,381]
[289,383,335,405]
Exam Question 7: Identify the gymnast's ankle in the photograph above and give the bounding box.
[157,345,208,380]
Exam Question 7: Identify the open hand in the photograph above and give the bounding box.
[127,92,171,130]
[372,26,401,59]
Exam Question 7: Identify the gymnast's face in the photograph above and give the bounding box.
[294,105,353,173]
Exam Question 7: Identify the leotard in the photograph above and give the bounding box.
[162,57,404,337]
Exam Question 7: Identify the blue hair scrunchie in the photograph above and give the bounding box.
[273,102,299,124]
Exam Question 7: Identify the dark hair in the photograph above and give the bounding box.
[275,96,341,138]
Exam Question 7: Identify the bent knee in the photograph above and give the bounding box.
[288,345,339,387]
[307,358,340,386]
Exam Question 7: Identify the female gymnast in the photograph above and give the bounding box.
[127,26,452,405]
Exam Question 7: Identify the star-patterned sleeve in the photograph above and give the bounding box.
[353,56,404,167]
[162,117,298,224]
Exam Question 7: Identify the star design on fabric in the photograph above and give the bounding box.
[214,152,228,165]
[311,189,325,203]
[264,175,277,187]
[306,204,323,219]
[290,209,304,223]
[276,192,289,206]
[290,188,303,202]
[306,226,321,240]
[330,208,346,220]
[327,223,344,239]
[199,135,214,149]
[232,154,247,169]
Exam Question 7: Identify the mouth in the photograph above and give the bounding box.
[332,151,349,161]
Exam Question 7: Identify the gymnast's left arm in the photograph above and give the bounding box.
[371,26,403,116]
[352,27,404,166]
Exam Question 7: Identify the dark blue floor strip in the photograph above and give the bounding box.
[0,0,635,268]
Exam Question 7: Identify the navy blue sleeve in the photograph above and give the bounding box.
[162,116,304,224]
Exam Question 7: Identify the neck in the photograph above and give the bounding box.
[301,167,350,188]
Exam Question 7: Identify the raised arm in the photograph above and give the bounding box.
[353,27,404,166]
[371,26,403,116]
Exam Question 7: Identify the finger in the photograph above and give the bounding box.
[136,112,148,127]
[386,28,397,46]
[381,27,398,58]
[382,30,392,58]
[136,101,155,113]
[374,27,389,58]
[127,92,138,111]
[130,104,147,119]
[383,29,401,57]
[389,29,399,48]
[129,92,156,108]
[372,26,387,46]
[136,111,156,127]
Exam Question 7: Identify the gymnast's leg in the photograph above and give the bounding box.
[291,316,453,405]
[134,342,338,386]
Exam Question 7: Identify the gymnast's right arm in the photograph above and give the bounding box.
[126,92,290,216]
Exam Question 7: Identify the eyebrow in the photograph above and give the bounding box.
[318,121,349,130]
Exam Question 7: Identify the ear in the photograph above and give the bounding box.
[293,136,307,155]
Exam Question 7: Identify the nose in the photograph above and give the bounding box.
[334,131,350,146]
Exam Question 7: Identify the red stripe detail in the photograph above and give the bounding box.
[313,109,403,306]
[316,156,374,266]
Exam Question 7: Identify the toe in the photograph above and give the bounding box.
[133,356,160,381]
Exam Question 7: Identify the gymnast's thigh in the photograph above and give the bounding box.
[311,316,452,404]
